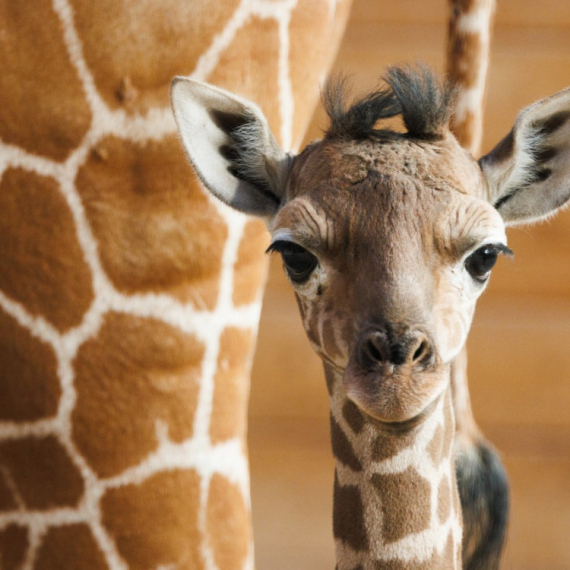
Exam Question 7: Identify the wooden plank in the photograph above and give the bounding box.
[349,0,570,28]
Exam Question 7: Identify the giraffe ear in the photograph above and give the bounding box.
[479,87,570,225]
[171,77,291,217]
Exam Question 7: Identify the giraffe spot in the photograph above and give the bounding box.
[451,109,477,150]
[0,468,18,511]
[72,312,204,478]
[426,425,444,466]
[76,135,227,310]
[210,328,254,444]
[342,400,365,434]
[232,219,270,307]
[333,473,368,552]
[0,310,60,422]
[371,467,431,543]
[437,477,452,524]
[101,469,203,570]
[0,524,28,570]
[208,16,281,144]
[322,319,342,361]
[448,32,482,90]
[289,0,352,147]
[70,0,239,114]
[0,436,84,510]
[34,524,107,570]
[371,430,416,463]
[0,168,95,331]
[0,1,91,161]
[330,415,362,472]
[206,474,251,570]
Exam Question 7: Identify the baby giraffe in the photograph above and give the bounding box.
[171,67,570,569]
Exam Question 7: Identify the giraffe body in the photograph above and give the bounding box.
[0,0,351,567]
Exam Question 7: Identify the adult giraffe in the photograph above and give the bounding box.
[0,1,351,568]
[172,63,570,570]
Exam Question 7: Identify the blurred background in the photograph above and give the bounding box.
[248,1,570,569]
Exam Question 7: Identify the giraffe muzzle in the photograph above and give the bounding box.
[341,326,444,423]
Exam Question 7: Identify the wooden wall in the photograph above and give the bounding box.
[249,1,570,568]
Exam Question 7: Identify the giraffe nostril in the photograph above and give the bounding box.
[366,338,384,363]
[413,341,427,362]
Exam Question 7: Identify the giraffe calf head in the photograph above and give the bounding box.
[172,65,570,424]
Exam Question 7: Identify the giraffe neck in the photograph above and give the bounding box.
[325,365,463,569]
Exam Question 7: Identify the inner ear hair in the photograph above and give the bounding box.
[171,77,290,217]
[479,86,570,224]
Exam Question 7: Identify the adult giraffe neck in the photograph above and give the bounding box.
[324,364,463,569]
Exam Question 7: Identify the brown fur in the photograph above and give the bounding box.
[0,168,94,330]
[35,525,108,570]
[0,2,353,567]
[371,468,432,543]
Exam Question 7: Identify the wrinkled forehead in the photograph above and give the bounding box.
[274,136,504,256]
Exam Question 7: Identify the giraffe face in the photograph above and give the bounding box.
[269,135,509,423]
[172,66,570,422]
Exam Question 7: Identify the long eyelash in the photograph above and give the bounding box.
[493,243,514,258]
[265,240,289,254]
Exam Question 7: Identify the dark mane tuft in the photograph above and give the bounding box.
[323,64,456,141]
[322,75,401,139]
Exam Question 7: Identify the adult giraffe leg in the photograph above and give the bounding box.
[447,1,510,567]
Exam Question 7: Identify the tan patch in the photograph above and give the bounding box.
[333,473,368,552]
[0,1,91,161]
[371,467,431,543]
[35,524,107,570]
[330,415,362,472]
[0,168,94,331]
[76,136,227,310]
[0,310,60,422]
[342,400,365,434]
[232,219,270,307]
[206,474,251,570]
[0,436,84,510]
[437,477,452,523]
[372,430,416,463]
[208,17,281,144]
[72,312,204,478]
[426,425,444,466]
[102,469,203,570]
[289,0,352,147]
[71,0,239,114]
[322,319,341,361]
[447,32,482,91]
[451,110,477,150]
[0,524,28,570]
[210,328,254,444]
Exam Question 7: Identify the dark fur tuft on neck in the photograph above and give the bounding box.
[323,64,456,141]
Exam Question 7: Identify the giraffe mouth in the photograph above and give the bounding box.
[341,356,447,423]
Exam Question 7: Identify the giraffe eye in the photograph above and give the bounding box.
[267,241,318,284]
[465,244,511,283]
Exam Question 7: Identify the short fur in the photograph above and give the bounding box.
[173,66,570,570]
[323,65,456,141]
